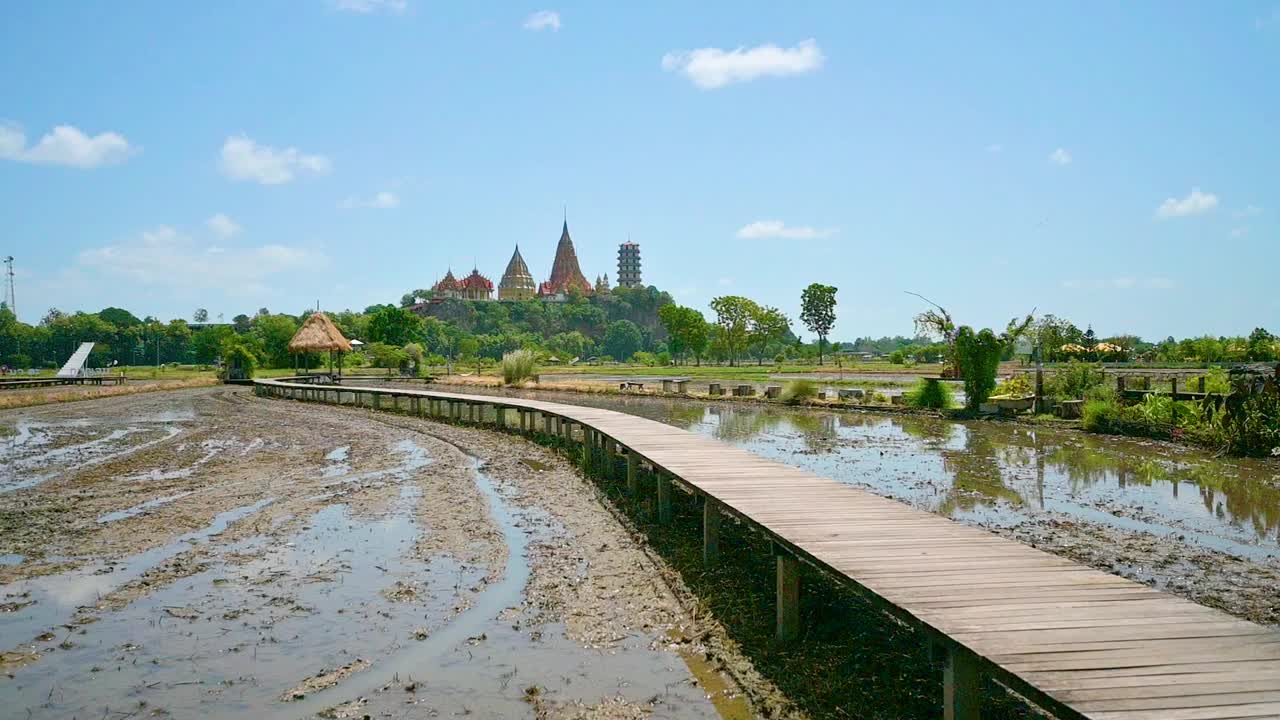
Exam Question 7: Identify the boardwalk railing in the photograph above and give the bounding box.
[254,378,1280,720]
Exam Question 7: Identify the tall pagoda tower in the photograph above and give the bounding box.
[539,220,593,297]
[498,245,537,301]
[617,240,641,288]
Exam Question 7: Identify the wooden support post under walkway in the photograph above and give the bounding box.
[944,646,981,720]
[703,498,721,566]
[626,452,638,496]
[657,474,672,524]
[775,549,800,644]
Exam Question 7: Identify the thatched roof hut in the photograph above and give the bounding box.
[288,312,352,354]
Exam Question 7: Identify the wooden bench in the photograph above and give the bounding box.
[619,381,646,392]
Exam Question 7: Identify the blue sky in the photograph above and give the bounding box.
[2,1,1276,340]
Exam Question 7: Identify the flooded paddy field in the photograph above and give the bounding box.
[423,383,1280,627]
[0,387,757,719]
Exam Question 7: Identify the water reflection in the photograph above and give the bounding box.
[417,384,1280,557]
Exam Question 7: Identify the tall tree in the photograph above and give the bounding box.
[709,296,758,367]
[603,320,643,361]
[800,284,838,365]
[366,306,423,347]
[659,304,710,365]
[749,305,790,365]
[193,308,209,323]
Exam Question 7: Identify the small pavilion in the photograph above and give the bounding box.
[288,312,353,378]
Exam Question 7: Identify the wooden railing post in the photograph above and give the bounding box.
[703,498,721,566]
[775,549,800,644]
[944,646,981,720]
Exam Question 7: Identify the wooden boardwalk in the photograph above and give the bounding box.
[256,378,1280,719]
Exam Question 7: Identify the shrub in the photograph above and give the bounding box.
[955,326,1002,410]
[656,351,672,367]
[904,378,954,409]
[993,374,1034,397]
[888,350,906,365]
[1082,399,1119,432]
[501,349,538,386]
[631,351,658,366]
[781,379,818,404]
[218,340,257,380]
[1045,360,1106,402]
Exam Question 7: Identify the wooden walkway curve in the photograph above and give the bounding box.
[255,378,1280,720]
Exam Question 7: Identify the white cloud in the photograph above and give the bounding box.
[339,190,399,209]
[1048,148,1072,165]
[736,220,836,240]
[0,123,134,168]
[332,0,406,13]
[985,143,1003,153]
[78,226,326,298]
[219,135,331,185]
[1155,188,1218,219]
[206,213,242,237]
[523,10,560,31]
[662,39,824,89]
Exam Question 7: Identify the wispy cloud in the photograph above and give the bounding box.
[339,190,399,209]
[1155,188,1218,219]
[206,213,242,238]
[523,10,561,31]
[736,220,837,240]
[332,0,406,14]
[1048,148,1072,165]
[0,123,135,168]
[985,143,1003,153]
[220,135,331,185]
[77,226,327,298]
[1233,204,1263,218]
[662,39,824,89]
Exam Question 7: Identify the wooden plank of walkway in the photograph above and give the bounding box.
[257,380,1280,719]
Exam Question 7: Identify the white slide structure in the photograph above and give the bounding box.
[56,342,95,378]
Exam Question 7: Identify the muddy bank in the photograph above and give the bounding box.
[0,387,762,719]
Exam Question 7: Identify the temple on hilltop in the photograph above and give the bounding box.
[538,220,593,300]
[594,273,611,294]
[498,245,537,301]
[432,268,493,301]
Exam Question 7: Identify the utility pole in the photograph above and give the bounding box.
[2,256,14,318]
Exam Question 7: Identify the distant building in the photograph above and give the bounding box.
[431,269,463,301]
[432,268,493,301]
[539,220,594,299]
[459,268,494,300]
[498,245,537,301]
[594,273,611,294]
[617,241,641,288]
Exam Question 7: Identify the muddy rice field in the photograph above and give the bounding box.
[0,386,764,719]
[4,383,1279,719]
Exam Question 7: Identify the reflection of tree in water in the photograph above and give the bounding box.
[786,412,839,453]
[1044,441,1280,542]
[664,403,711,430]
[938,427,1026,515]
[894,416,956,446]
[705,406,787,442]
[1182,463,1280,542]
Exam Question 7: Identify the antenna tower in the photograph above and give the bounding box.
[2,256,14,317]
